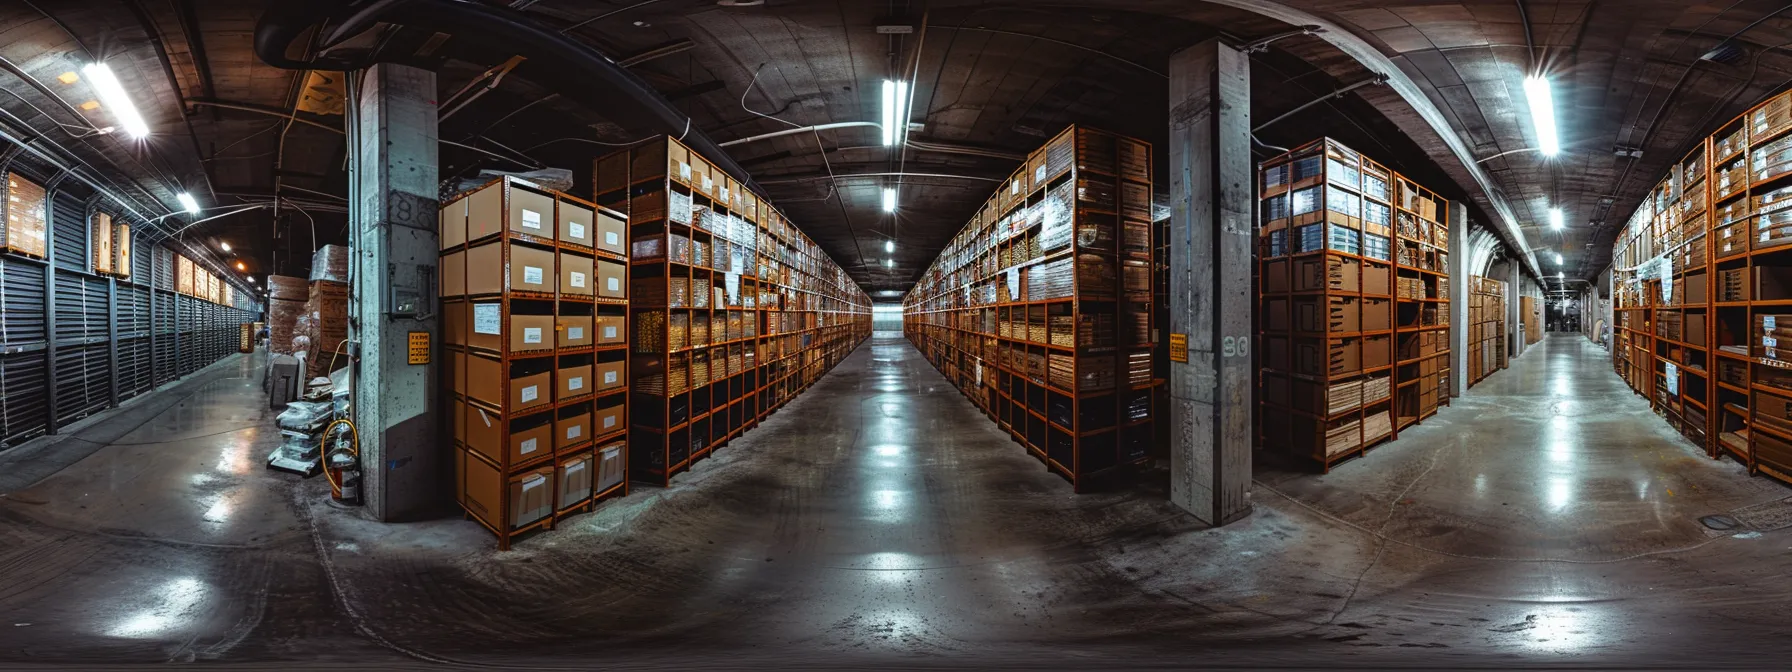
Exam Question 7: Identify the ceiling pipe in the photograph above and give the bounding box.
[186,98,531,168]
[254,0,761,192]
[758,171,1002,185]
[720,121,881,147]
[1252,73,1388,133]
[721,122,1028,161]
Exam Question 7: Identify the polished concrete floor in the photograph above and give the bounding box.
[2,332,1791,668]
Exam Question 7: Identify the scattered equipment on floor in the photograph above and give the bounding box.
[324,418,362,506]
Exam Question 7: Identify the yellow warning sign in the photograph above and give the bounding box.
[408,332,430,365]
[1169,333,1188,363]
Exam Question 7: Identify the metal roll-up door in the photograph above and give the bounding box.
[50,192,86,272]
[120,284,151,399]
[153,289,176,382]
[179,296,198,375]
[52,271,108,425]
[0,255,49,450]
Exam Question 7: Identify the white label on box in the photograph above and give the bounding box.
[524,327,542,344]
[1035,165,1047,183]
[520,437,538,455]
[679,162,691,181]
[566,424,582,439]
[522,209,542,229]
[521,385,538,402]
[474,304,502,335]
[1765,231,1773,243]
[604,371,617,384]
[1011,179,1020,194]
[568,326,584,340]
[569,376,584,391]
[703,176,714,193]
[1767,336,1779,349]
[721,186,730,202]
[607,277,620,291]
[605,231,619,246]
[603,415,616,428]
[1767,316,1778,330]
[524,266,544,285]
[570,271,586,288]
[570,222,586,240]
[603,326,617,339]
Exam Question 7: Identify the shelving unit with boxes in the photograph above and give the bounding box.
[440,176,630,549]
[902,125,1158,491]
[1256,138,1450,471]
[593,137,872,487]
[1467,276,1508,387]
[1609,87,1792,484]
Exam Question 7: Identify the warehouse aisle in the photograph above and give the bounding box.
[6,333,1792,668]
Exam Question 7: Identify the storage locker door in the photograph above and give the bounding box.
[0,255,48,449]
[51,193,85,271]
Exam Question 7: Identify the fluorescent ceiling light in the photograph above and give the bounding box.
[1554,252,1563,265]
[1548,207,1564,230]
[1523,75,1559,158]
[176,192,200,214]
[884,240,895,253]
[219,241,231,252]
[82,63,149,139]
[880,79,908,147]
[882,187,897,212]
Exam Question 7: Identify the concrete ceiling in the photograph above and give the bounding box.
[1,1,1788,292]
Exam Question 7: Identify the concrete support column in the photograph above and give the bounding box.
[1448,202,1467,397]
[350,63,440,521]
[1166,39,1252,527]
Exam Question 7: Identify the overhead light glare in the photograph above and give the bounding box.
[1548,207,1564,231]
[881,187,897,212]
[1554,252,1563,265]
[884,258,893,268]
[1523,75,1560,158]
[884,240,895,253]
[235,261,246,271]
[219,241,231,252]
[176,192,200,214]
[880,79,909,147]
[82,63,149,139]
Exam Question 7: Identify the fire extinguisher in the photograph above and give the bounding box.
[322,419,362,506]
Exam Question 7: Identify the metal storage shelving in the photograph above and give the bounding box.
[1467,275,1508,386]
[902,125,1158,491]
[440,176,630,549]
[1615,87,1792,482]
[1257,138,1449,471]
[594,137,872,487]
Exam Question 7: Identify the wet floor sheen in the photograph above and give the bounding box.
[2,333,1791,668]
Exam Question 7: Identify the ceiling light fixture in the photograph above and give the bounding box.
[880,79,909,147]
[882,187,897,212]
[82,63,149,139]
[885,239,895,253]
[884,258,893,268]
[219,241,231,252]
[235,261,246,271]
[1548,207,1564,231]
[176,192,200,214]
[1554,252,1563,265]
[1522,75,1560,158]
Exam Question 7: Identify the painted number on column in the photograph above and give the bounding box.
[1223,336,1248,358]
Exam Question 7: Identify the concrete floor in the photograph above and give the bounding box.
[2,332,1791,669]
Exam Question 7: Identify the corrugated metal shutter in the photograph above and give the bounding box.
[50,193,86,272]
[119,284,151,399]
[154,289,177,383]
[53,272,109,425]
[0,255,48,448]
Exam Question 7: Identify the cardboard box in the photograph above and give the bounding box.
[560,253,593,296]
[459,399,503,463]
[557,409,591,449]
[1362,262,1391,296]
[269,275,309,302]
[1758,266,1792,301]
[596,209,627,256]
[510,313,555,352]
[268,298,305,355]
[558,453,594,510]
[558,364,593,400]
[596,442,626,492]
[595,361,624,391]
[307,281,350,377]
[440,194,467,249]
[597,259,627,298]
[559,199,594,247]
[596,315,626,344]
[441,250,466,297]
[1361,298,1391,332]
[457,450,499,524]
[1363,334,1391,369]
[513,244,556,294]
[1328,296,1360,333]
[593,401,623,437]
[510,370,552,412]
[510,468,553,527]
[465,354,500,406]
[311,244,349,283]
[467,180,504,241]
[557,314,594,347]
[509,186,554,237]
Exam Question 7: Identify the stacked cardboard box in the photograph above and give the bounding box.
[305,280,349,377]
[268,275,309,355]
